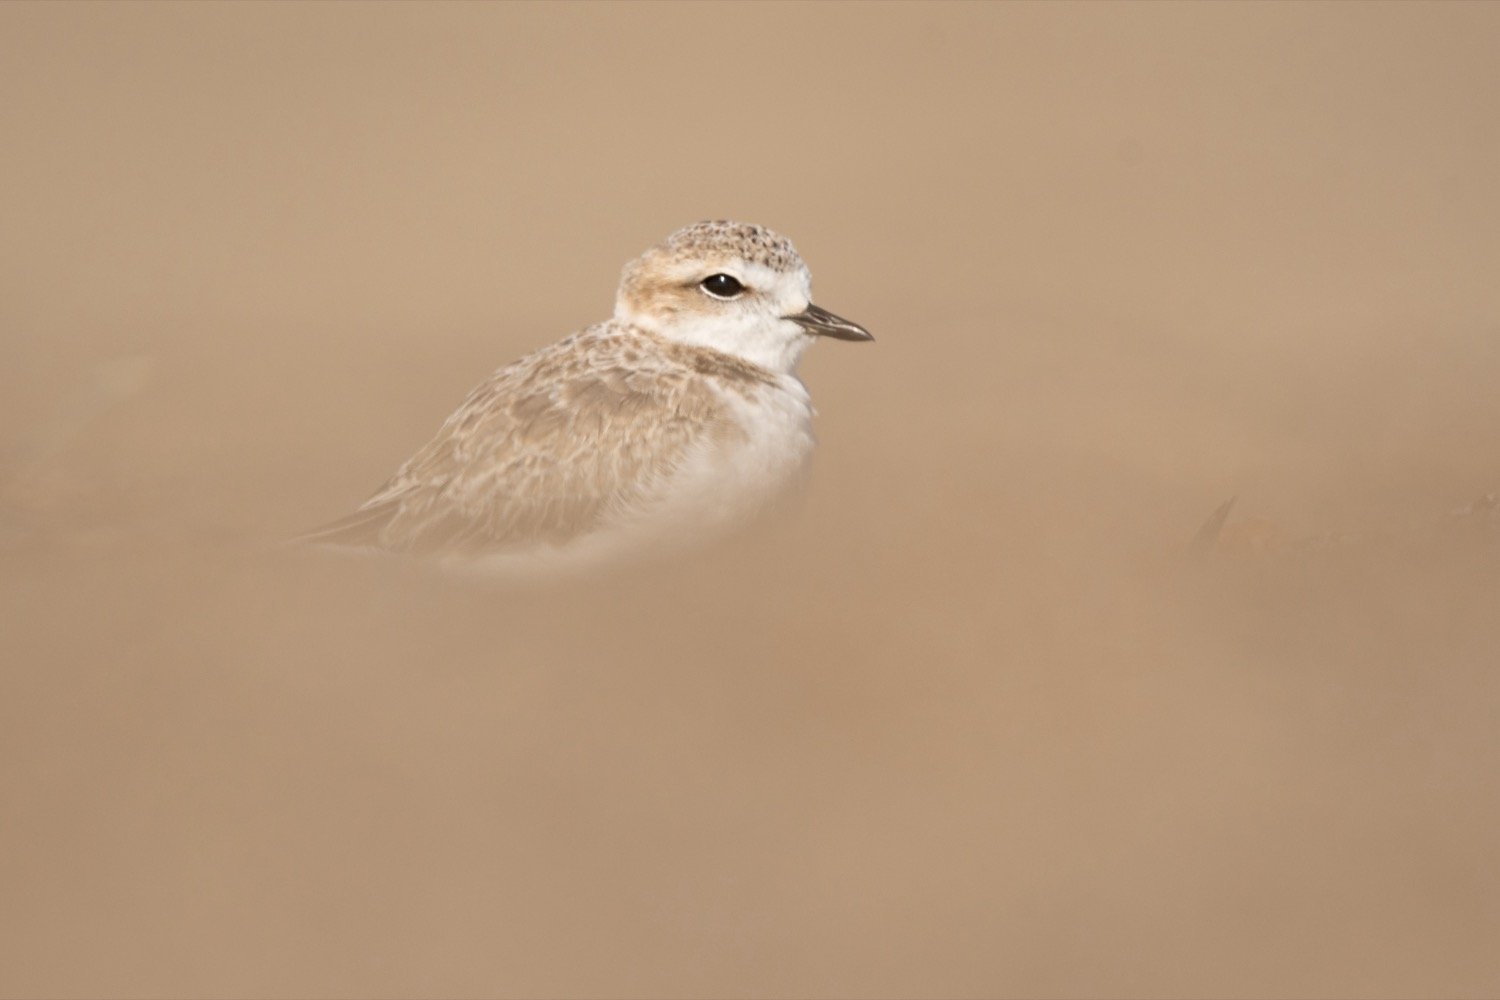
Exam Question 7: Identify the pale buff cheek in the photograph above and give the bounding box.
[676,290,737,326]
[620,283,723,329]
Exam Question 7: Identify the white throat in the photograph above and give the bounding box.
[619,307,811,374]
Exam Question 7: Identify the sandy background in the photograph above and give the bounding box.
[3,3,1499,997]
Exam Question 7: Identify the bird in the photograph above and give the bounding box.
[300,220,872,573]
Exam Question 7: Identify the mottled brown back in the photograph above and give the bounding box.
[302,322,773,555]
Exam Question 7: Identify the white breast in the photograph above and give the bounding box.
[646,373,816,536]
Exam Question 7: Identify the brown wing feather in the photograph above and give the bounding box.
[293,500,402,549]
[310,323,758,556]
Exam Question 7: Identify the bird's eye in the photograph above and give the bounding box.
[699,273,745,299]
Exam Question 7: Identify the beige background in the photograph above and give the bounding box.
[3,3,1499,997]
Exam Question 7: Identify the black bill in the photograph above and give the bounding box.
[786,303,874,342]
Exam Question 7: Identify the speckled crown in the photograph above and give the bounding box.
[654,220,803,272]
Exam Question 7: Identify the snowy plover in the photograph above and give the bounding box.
[303,220,871,571]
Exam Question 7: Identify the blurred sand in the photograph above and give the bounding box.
[3,3,1499,997]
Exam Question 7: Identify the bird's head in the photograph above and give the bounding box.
[615,220,871,374]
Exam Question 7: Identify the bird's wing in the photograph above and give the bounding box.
[304,327,763,556]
